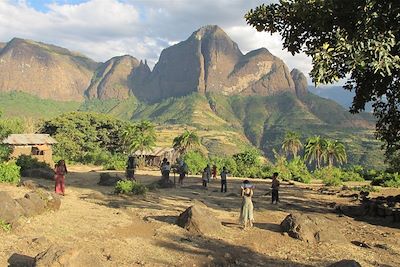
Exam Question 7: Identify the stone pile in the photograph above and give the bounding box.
[0,190,61,227]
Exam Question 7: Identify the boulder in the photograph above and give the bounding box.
[34,245,103,267]
[176,204,223,235]
[98,173,121,186]
[25,192,47,212]
[328,260,361,267]
[45,193,61,211]
[16,198,42,217]
[16,190,60,217]
[0,191,23,225]
[156,178,175,188]
[22,168,54,180]
[20,180,39,190]
[280,213,346,243]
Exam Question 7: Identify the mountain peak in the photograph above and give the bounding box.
[192,25,226,39]
[291,68,308,98]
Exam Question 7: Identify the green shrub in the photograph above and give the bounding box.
[115,180,147,195]
[372,172,400,187]
[340,170,364,182]
[0,162,21,184]
[350,185,378,192]
[287,157,312,183]
[363,169,381,180]
[103,154,126,171]
[15,155,51,172]
[0,145,11,162]
[183,151,207,175]
[314,167,342,186]
[0,219,11,232]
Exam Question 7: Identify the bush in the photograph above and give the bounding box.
[183,151,208,175]
[371,172,400,187]
[314,167,342,186]
[287,157,311,183]
[314,167,364,185]
[0,145,11,162]
[0,219,11,232]
[0,162,21,184]
[103,154,126,171]
[115,180,147,195]
[15,155,51,172]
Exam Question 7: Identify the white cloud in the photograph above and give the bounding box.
[0,0,313,81]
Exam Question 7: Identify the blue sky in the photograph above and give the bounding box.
[23,0,87,11]
[1,0,316,83]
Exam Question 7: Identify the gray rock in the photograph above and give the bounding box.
[0,191,23,225]
[280,213,346,243]
[176,204,223,235]
[328,259,361,267]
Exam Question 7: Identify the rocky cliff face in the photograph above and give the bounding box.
[85,55,143,100]
[0,38,98,101]
[137,25,298,102]
[291,68,308,98]
[0,26,309,102]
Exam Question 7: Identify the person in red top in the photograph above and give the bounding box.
[212,165,217,179]
[54,160,67,196]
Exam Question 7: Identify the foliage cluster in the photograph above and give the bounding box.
[16,155,51,172]
[0,219,12,232]
[245,0,399,166]
[371,172,400,188]
[0,162,21,184]
[114,180,148,195]
[40,112,156,167]
[313,167,364,186]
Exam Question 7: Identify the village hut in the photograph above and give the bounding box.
[134,147,179,167]
[2,134,57,164]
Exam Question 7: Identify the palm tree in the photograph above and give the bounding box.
[304,135,327,169]
[122,120,156,156]
[173,130,200,155]
[282,131,302,158]
[323,140,347,167]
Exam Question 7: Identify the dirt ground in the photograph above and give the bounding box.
[1,166,400,267]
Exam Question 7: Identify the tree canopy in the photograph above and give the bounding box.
[245,0,400,162]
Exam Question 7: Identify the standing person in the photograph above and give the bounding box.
[126,156,137,181]
[205,164,211,182]
[240,180,254,229]
[220,166,228,193]
[163,161,171,180]
[202,167,208,188]
[212,165,217,179]
[271,172,280,204]
[178,160,188,185]
[54,160,67,196]
[160,158,168,179]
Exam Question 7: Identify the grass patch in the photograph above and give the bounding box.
[0,219,11,232]
[115,180,147,195]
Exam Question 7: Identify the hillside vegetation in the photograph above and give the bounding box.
[0,91,385,168]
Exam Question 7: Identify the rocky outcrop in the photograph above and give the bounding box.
[280,213,346,243]
[0,190,61,227]
[291,68,308,98]
[176,204,223,235]
[0,38,98,101]
[86,55,143,100]
[35,245,103,267]
[137,25,299,102]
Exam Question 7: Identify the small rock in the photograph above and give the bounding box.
[328,259,361,267]
[224,253,231,259]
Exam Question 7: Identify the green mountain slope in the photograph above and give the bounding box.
[0,91,385,168]
[0,92,80,118]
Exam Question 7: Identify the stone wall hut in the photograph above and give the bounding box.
[134,147,180,167]
[2,134,57,164]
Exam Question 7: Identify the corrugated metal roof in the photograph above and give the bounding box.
[133,147,175,157]
[2,134,57,145]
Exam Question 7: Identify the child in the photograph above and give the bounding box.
[240,180,254,229]
[220,166,228,193]
[212,165,217,179]
[202,167,208,188]
[271,172,280,204]
[162,161,171,180]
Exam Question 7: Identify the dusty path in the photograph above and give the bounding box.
[1,166,400,266]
